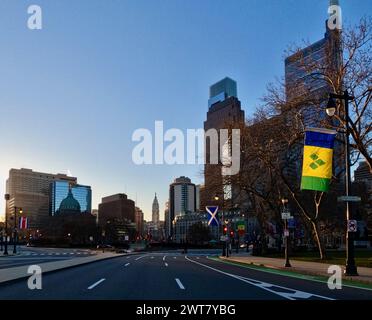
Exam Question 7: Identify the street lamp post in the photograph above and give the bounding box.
[327,90,358,276]
[281,198,291,268]
[3,194,10,255]
[214,194,226,257]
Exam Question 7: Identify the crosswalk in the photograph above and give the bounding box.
[21,252,94,257]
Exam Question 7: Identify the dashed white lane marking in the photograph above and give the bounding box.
[173,257,177,259]
[63,253,67,255]
[135,255,148,261]
[175,278,185,290]
[163,256,166,261]
[70,253,74,255]
[165,262,168,267]
[87,278,106,290]
[126,256,131,259]
[196,257,200,259]
[151,257,154,259]
[125,263,130,267]
[185,256,334,301]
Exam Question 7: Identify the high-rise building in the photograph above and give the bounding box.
[168,176,199,239]
[354,162,372,188]
[204,78,245,207]
[152,193,159,226]
[135,206,144,237]
[50,181,92,216]
[283,1,345,186]
[5,168,77,230]
[284,1,342,122]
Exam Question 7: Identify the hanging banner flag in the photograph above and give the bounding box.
[19,216,28,229]
[301,128,336,192]
[237,221,245,236]
[206,206,219,226]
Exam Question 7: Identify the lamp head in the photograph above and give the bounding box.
[326,96,337,117]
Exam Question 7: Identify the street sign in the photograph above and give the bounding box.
[337,196,361,202]
[347,220,357,232]
[124,235,129,241]
[281,211,291,220]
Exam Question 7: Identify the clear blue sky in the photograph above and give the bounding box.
[0,0,370,221]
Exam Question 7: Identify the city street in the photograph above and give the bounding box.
[0,250,371,300]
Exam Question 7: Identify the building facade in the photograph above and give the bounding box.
[98,193,136,244]
[135,206,144,237]
[203,78,245,210]
[152,193,160,227]
[168,176,199,239]
[5,168,77,230]
[98,193,135,225]
[50,181,92,216]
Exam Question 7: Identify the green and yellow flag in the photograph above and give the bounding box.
[301,128,336,192]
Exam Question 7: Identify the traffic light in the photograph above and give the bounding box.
[223,225,227,235]
[19,208,23,214]
[230,230,234,237]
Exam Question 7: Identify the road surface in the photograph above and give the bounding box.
[0,251,371,300]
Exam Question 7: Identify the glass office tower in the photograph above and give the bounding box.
[208,77,237,108]
[50,181,92,215]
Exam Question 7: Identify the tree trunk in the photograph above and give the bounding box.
[311,220,327,260]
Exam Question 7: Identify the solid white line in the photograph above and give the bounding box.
[185,256,333,301]
[125,263,130,267]
[165,262,168,267]
[135,255,148,261]
[87,278,106,290]
[175,278,185,290]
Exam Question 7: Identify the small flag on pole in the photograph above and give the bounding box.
[301,128,336,192]
[19,217,28,229]
[206,206,219,226]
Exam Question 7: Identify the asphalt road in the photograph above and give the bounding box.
[0,246,96,269]
[0,251,371,300]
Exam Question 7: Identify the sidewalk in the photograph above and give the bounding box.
[0,251,125,284]
[220,255,372,285]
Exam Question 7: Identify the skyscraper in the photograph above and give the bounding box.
[204,77,245,207]
[284,1,344,184]
[152,193,160,227]
[168,176,199,239]
[285,1,342,123]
